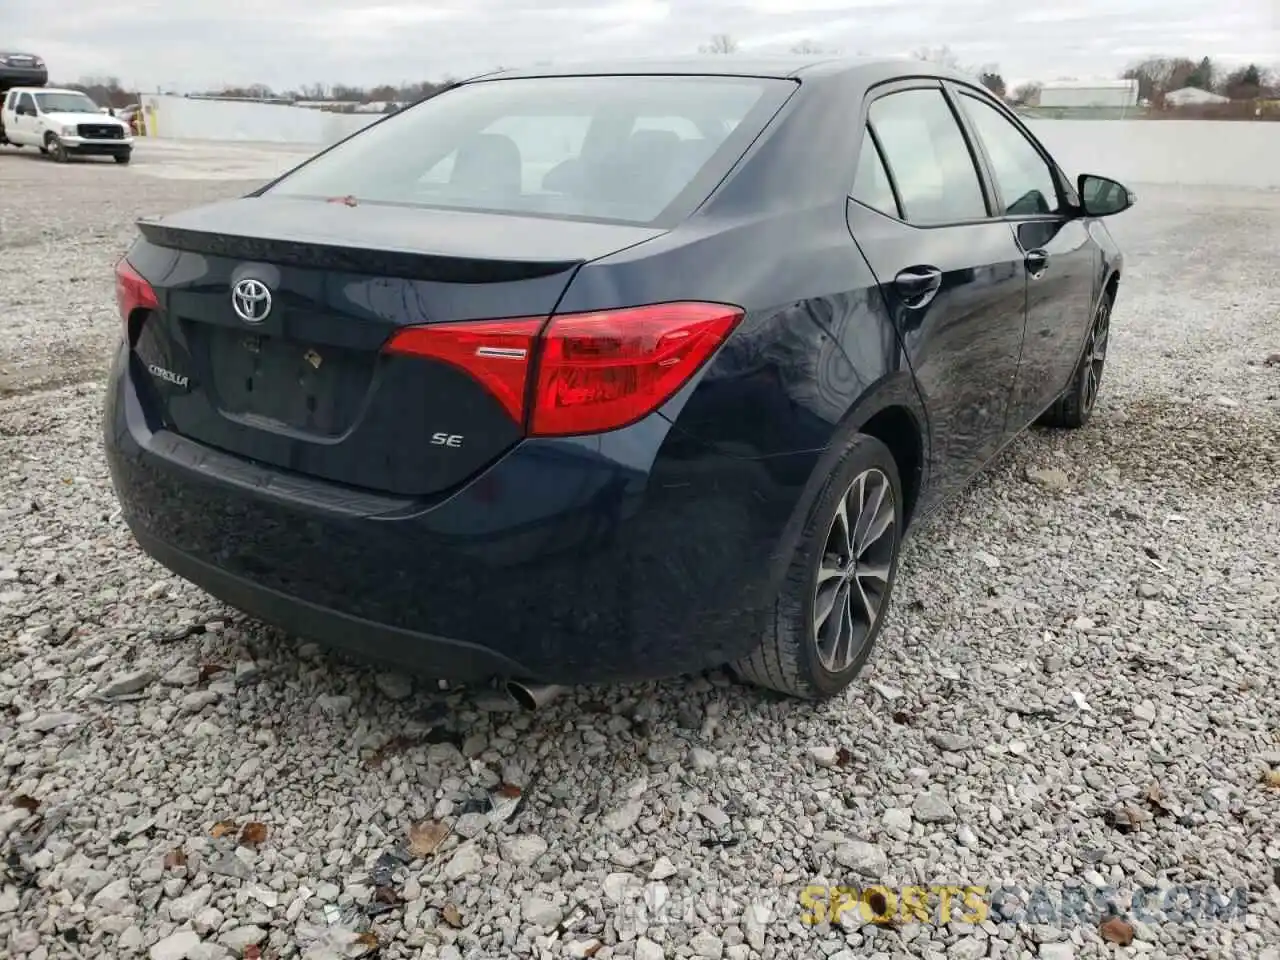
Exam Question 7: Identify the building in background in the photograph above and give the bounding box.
[1164,86,1231,106]
[1038,79,1140,109]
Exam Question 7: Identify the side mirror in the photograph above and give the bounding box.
[1077,174,1136,217]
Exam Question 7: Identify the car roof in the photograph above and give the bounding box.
[21,87,83,96]
[479,55,966,85]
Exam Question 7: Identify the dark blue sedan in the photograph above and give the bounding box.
[104,56,1132,702]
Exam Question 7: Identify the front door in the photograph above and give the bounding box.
[949,86,1099,431]
[12,92,37,145]
[847,83,1027,510]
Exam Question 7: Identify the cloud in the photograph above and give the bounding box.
[6,0,1276,91]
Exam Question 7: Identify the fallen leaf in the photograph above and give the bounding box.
[1262,769,1280,789]
[698,837,739,848]
[835,747,853,767]
[12,795,40,813]
[1100,916,1135,945]
[355,932,379,954]
[374,885,399,905]
[199,662,227,683]
[365,734,417,769]
[163,847,188,869]
[408,819,450,857]
[210,819,238,838]
[239,822,268,848]
[1105,804,1152,834]
[442,902,463,928]
[891,711,912,725]
[243,947,262,960]
[1145,783,1178,816]
[584,942,604,958]
[496,783,522,799]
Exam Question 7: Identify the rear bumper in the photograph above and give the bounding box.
[104,345,816,684]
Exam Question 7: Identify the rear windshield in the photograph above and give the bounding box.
[266,75,795,226]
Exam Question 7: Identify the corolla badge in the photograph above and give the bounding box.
[232,278,272,323]
[147,363,189,388]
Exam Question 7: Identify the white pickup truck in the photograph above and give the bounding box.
[0,87,133,163]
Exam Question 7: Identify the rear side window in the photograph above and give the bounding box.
[851,128,898,218]
[867,89,987,224]
[958,93,1062,216]
[268,75,795,226]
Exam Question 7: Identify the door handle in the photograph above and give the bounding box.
[894,266,943,307]
[1024,249,1049,278]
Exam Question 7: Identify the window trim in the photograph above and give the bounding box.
[945,80,1080,219]
[850,124,903,220]
[850,78,998,229]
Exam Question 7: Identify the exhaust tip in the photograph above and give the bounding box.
[505,680,564,712]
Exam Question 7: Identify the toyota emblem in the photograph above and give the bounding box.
[232,278,272,323]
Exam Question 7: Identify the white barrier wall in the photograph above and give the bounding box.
[1025,119,1280,190]
[136,96,1280,189]
[140,95,379,146]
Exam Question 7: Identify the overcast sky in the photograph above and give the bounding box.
[9,0,1278,92]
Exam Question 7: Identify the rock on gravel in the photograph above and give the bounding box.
[912,791,957,824]
[834,840,887,876]
[150,930,202,960]
[1,156,1278,960]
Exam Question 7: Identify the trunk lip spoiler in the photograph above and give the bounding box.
[133,220,584,284]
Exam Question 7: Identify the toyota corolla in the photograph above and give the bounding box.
[104,57,1132,701]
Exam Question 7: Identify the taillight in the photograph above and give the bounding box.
[531,303,742,436]
[383,317,543,425]
[383,302,743,437]
[114,258,158,334]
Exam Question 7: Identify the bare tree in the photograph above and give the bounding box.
[913,45,960,69]
[66,77,138,108]
[1121,56,1197,103]
[790,39,834,55]
[700,34,739,55]
[1012,81,1042,105]
[979,71,1006,98]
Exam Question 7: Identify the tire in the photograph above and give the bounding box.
[46,135,68,163]
[1037,292,1112,429]
[734,433,904,700]
[114,152,131,165]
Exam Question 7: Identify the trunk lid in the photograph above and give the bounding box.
[127,195,664,496]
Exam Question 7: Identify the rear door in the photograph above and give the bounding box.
[846,81,1027,508]
[949,85,1099,432]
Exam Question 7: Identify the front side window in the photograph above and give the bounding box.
[959,93,1062,216]
[17,93,35,114]
[867,88,988,224]
[267,75,796,226]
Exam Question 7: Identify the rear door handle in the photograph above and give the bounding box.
[1024,249,1049,278]
[894,266,943,307]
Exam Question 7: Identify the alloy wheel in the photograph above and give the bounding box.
[1081,299,1110,414]
[813,467,897,673]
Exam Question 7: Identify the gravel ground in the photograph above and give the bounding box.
[2,149,1279,960]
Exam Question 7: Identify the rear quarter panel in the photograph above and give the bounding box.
[560,68,927,465]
